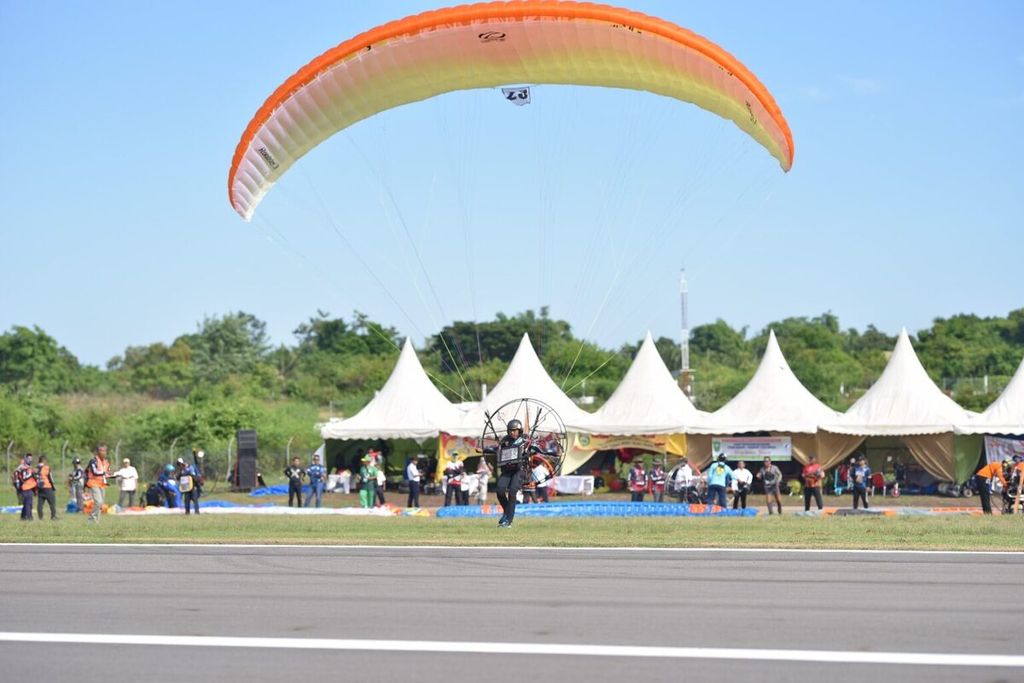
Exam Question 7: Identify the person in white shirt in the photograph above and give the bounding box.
[375,467,387,506]
[113,458,139,508]
[406,457,421,508]
[672,457,695,503]
[475,458,493,505]
[731,460,753,509]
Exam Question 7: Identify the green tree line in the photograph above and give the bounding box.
[1,308,1021,473]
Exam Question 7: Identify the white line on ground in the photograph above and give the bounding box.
[0,543,1021,556]
[0,633,1019,668]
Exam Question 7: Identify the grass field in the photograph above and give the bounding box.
[1,511,1022,551]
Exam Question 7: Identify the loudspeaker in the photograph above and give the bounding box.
[235,429,258,490]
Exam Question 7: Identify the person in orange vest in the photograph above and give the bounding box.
[35,454,57,521]
[85,444,112,523]
[628,460,648,502]
[974,459,1008,515]
[15,455,38,521]
[649,459,667,503]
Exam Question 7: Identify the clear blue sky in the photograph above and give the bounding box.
[2,0,1021,367]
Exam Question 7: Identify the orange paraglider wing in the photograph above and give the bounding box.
[229,1,794,221]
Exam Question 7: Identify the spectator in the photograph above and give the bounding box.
[305,454,326,508]
[757,456,783,515]
[14,455,37,521]
[801,455,824,511]
[531,456,554,503]
[159,464,181,508]
[974,459,1008,515]
[649,459,667,503]
[443,452,466,506]
[671,457,695,503]
[113,458,139,508]
[35,455,57,521]
[176,458,201,515]
[85,445,112,523]
[68,457,85,512]
[705,455,732,509]
[628,460,647,502]
[834,461,849,495]
[368,448,385,470]
[851,455,871,510]
[375,466,387,507]
[284,457,306,508]
[475,457,493,505]
[358,455,378,509]
[521,478,538,504]
[406,457,421,508]
[731,460,752,509]
[10,460,24,508]
[1012,456,1024,513]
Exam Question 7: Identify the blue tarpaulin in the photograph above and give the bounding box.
[249,484,313,497]
[435,501,758,518]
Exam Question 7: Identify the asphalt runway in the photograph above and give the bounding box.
[1,545,1021,682]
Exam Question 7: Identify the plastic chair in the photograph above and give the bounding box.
[869,472,887,496]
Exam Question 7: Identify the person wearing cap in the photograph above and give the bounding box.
[14,455,37,521]
[628,459,648,502]
[113,457,139,508]
[731,460,753,510]
[850,455,872,510]
[974,459,1008,515]
[304,453,326,508]
[705,454,732,509]
[358,454,379,509]
[68,457,85,512]
[85,445,112,523]
[35,454,58,520]
[443,451,466,507]
[756,456,783,514]
[176,457,201,514]
[284,457,306,508]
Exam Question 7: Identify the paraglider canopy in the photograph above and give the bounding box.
[229,0,794,220]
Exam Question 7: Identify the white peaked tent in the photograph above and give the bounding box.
[687,330,853,468]
[957,355,1024,436]
[696,330,842,434]
[820,329,978,481]
[447,333,594,436]
[590,332,706,435]
[320,338,464,441]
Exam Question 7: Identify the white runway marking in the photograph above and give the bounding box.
[1,543,1022,556]
[0,633,1020,668]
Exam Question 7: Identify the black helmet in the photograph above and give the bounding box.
[717,454,727,462]
[507,419,523,432]
[72,457,81,464]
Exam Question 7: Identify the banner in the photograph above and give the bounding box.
[711,436,792,461]
[436,433,481,481]
[984,435,1024,464]
[572,433,686,455]
[501,86,531,105]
